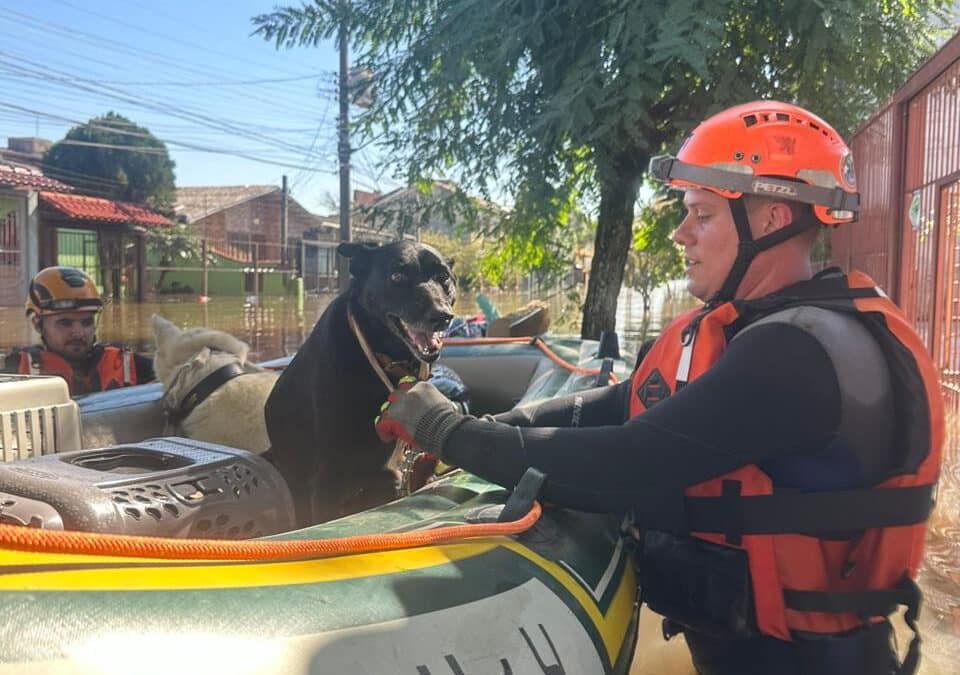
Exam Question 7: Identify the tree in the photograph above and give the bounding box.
[625,190,684,314]
[146,224,216,295]
[254,1,949,338]
[44,112,176,210]
[420,230,485,291]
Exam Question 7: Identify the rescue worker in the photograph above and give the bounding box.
[2,266,154,395]
[375,101,943,674]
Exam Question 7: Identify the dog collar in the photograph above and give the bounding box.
[164,361,247,427]
[347,309,429,392]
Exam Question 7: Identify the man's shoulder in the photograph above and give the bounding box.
[741,305,867,340]
[0,345,42,371]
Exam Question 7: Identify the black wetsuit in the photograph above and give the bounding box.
[440,320,899,674]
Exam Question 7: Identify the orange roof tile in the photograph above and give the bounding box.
[0,162,74,192]
[39,192,171,227]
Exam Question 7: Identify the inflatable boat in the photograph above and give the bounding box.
[0,336,641,674]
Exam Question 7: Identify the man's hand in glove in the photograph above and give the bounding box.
[375,376,468,457]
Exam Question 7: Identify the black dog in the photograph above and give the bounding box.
[265,241,456,526]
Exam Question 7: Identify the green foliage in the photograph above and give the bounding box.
[625,188,684,311]
[254,0,949,332]
[358,181,484,239]
[44,112,176,210]
[420,230,486,291]
[146,224,215,293]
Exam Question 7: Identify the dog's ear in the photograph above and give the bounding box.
[447,257,455,270]
[151,314,180,347]
[337,241,379,280]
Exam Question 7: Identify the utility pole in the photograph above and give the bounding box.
[280,174,289,268]
[337,5,351,291]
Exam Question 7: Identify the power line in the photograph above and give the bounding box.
[57,139,166,154]
[1,72,329,88]
[0,56,334,160]
[0,101,338,174]
[0,10,333,113]
[51,0,331,81]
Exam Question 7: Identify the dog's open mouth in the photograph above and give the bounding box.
[387,314,444,363]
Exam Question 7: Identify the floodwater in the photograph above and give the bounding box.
[0,284,694,363]
[0,285,957,674]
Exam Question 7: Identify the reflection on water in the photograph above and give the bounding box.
[915,410,960,674]
[0,283,958,672]
[0,284,697,362]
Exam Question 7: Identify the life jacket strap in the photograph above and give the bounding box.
[679,482,935,541]
[28,349,42,376]
[122,348,133,386]
[784,577,922,675]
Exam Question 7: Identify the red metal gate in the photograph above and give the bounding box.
[835,32,960,411]
[903,58,960,409]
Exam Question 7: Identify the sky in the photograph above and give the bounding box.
[0,0,397,214]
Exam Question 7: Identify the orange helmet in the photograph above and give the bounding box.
[649,101,859,225]
[25,267,103,318]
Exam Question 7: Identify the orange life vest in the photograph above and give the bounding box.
[629,270,942,651]
[19,345,137,396]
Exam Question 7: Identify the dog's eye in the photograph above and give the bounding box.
[390,272,406,284]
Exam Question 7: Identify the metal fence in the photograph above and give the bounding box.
[833,31,960,411]
[0,202,21,306]
[145,236,329,298]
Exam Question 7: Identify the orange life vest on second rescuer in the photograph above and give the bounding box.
[628,270,942,654]
[19,345,136,396]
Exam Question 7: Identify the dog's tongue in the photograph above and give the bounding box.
[411,330,443,352]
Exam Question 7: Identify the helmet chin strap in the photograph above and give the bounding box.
[708,197,819,305]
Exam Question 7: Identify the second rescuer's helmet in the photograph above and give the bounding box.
[649,101,859,225]
[25,267,103,318]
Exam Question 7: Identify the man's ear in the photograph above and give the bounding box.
[337,241,379,280]
[765,201,796,235]
[30,314,42,334]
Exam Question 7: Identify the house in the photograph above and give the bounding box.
[37,191,171,301]
[0,149,172,305]
[0,161,69,306]
[172,185,340,295]
[0,137,51,168]
[354,181,504,240]
[171,184,398,295]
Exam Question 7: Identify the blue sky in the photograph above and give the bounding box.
[0,0,396,213]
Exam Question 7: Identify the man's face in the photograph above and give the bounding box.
[672,189,742,302]
[34,311,97,362]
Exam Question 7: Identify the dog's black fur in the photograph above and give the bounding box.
[265,240,456,526]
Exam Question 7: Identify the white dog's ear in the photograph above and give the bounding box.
[152,314,180,345]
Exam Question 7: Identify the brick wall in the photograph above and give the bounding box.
[193,191,330,245]
[0,265,21,306]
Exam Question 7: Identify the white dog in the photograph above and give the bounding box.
[151,315,278,455]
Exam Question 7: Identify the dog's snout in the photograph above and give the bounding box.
[431,310,454,330]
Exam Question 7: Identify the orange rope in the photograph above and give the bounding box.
[444,337,533,345]
[444,337,620,384]
[0,502,541,561]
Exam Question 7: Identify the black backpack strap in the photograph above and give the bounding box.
[785,577,922,675]
[729,269,882,327]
